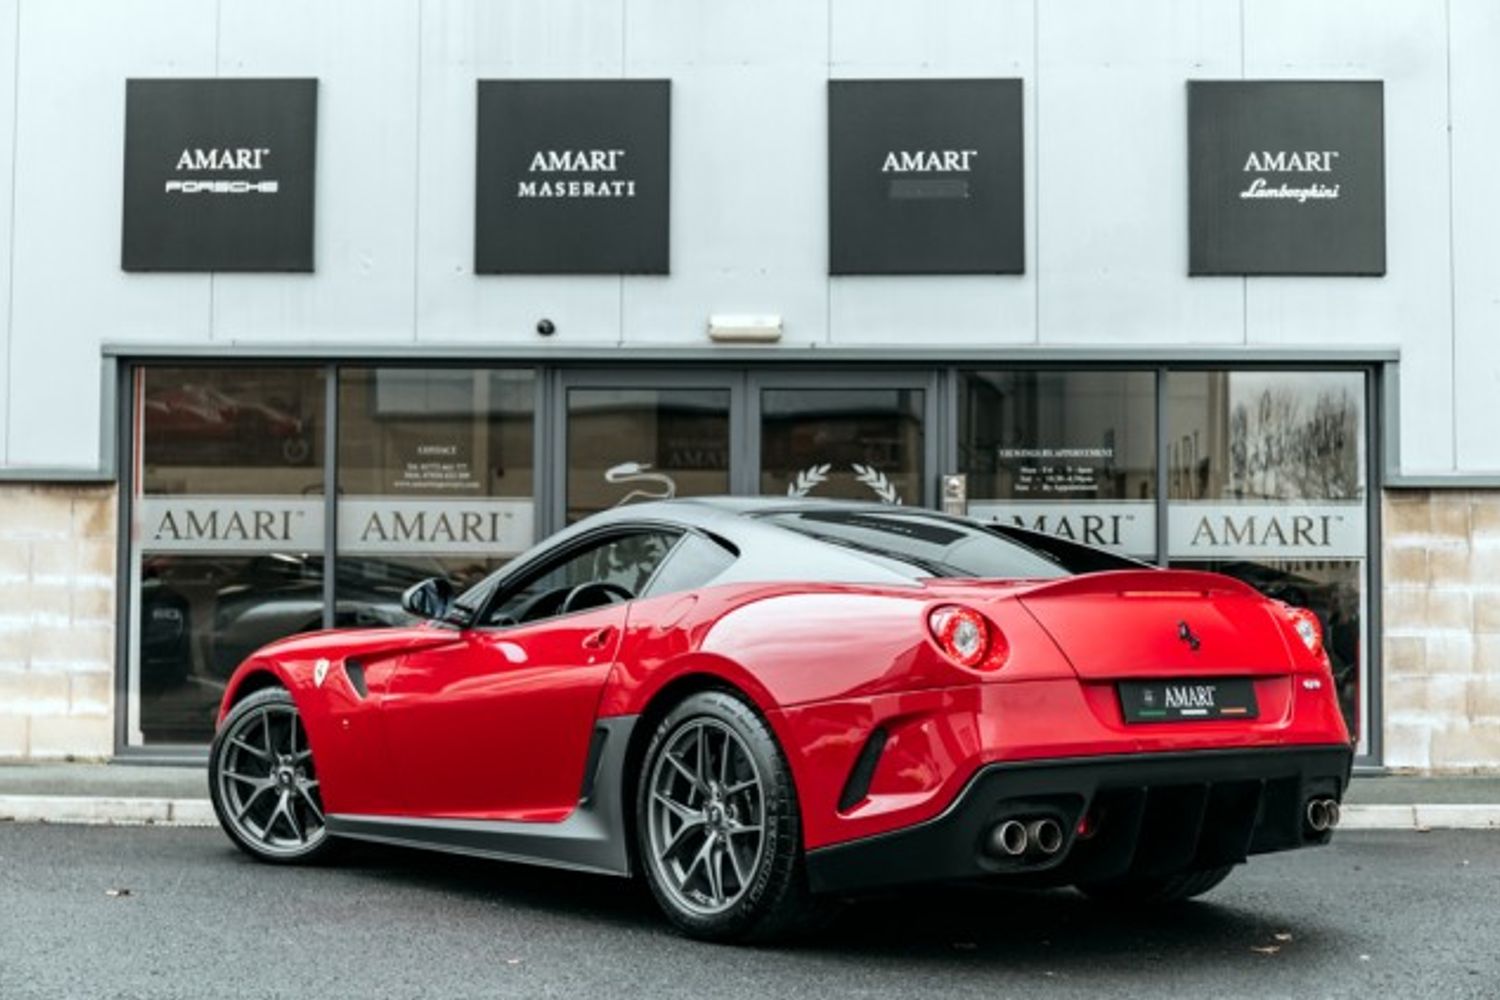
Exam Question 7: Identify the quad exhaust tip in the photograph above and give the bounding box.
[1306,797,1341,833]
[988,816,1065,859]
[992,819,1029,857]
[1028,818,1064,855]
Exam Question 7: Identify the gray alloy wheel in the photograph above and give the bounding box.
[637,691,833,942]
[645,718,767,916]
[209,687,334,863]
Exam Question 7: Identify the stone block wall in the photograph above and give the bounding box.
[1384,489,1500,770]
[0,484,116,759]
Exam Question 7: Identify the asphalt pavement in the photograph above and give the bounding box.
[0,824,1495,999]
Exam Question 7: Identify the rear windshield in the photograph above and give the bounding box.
[761,509,1070,580]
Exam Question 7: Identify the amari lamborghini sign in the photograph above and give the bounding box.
[1188,80,1385,276]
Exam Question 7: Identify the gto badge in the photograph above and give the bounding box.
[1177,620,1201,652]
[313,658,330,688]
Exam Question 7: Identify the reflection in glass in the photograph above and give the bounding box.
[133,368,326,746]
[960,370,1156,501]
[1174,558,1361,739]
[759,388,923,504]
[337,368,537,619]
[567,388,730,522]
[1166,370,1368,745]
[1166,370,1365,502]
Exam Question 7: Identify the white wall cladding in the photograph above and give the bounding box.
[828,0,1035,347]
[0,0,1496,470]
[0,0,18,466]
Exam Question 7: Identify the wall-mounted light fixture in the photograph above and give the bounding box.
[707,314,782,343]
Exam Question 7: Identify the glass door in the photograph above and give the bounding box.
[749,372,939,507]
[555,371,744,526]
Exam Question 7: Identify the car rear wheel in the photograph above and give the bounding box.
[637,690,826,942]
[209,687,337,864]
[1076,864,1235,904]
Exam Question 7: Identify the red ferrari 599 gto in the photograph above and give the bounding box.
[209,498,1353,942]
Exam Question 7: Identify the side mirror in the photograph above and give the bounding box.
[401,577,455,621]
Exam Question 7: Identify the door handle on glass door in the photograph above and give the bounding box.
[582,626,616,650]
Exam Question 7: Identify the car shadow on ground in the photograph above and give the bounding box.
[330,840,1340,966]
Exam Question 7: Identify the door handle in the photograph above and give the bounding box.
[582,626,616,650]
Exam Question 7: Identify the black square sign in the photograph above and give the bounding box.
[476,80,670,274]
[122,79,318,272]
[828,79,1024,275]
[1189,81,1385,276]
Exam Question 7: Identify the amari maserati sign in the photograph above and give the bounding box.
[122,78,318,271]
[475,80,671,274]
[828,79,1024,275]
[1188,80,1385,275]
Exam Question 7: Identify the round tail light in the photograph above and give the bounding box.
[928,605,1008,671]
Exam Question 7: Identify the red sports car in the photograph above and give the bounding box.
[208,498,1352,942]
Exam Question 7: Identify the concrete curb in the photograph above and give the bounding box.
[0,795,218,827]
[2,796,1499,831]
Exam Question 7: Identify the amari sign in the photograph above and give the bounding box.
[475,80,671,274]
[121,78,318,271]
[1188,80,1385,275]
[828,79,1024,275]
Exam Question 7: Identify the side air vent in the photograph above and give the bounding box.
[344,660,369,699]
[838,727,889,812]
[579,727,609,805]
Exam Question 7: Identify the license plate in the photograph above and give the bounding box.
[1118,678,1258,723]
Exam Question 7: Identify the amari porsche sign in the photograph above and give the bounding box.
[828,79,1025,275]
[122,78,318,271]
[475,80,671,274]
[1188,80,1385,276]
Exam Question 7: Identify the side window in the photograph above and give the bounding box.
[641,533,737,599]
[481,530,680,627]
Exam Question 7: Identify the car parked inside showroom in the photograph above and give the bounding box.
[207,498,1352,942]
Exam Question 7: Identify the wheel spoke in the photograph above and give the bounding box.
[653,791,702,825]
[723,778,757,797]
[289,713,299,757]
[725,823,762,837]
[663,752,703,796]
[725,838,748,888]
[693,724,709,787]
[262,712,274,756]
[718,728,731,785]
[278,790,304,843]
[229,736,269,761]
[223,769,268,787]
[297,786,326,825]
[704,840,725,903]
[235,782,272,822]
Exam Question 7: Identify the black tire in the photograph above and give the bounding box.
[636,690,830,943]
[1076,865,1235,904]
[208,687,340,865]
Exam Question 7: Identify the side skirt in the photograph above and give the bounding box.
[326,715,638,878]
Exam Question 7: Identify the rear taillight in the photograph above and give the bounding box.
[1278,602,1325,655]
[927,605,1008,671]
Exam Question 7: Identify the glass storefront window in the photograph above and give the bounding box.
[566,388,730,522]
[959,371,1157,558]
[1166,370,1367,741]
[336,368,537,623]
[759,388,924,505]
[130,367,326,746]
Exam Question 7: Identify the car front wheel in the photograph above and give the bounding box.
[636,690,825,942]
[209,687,337,864]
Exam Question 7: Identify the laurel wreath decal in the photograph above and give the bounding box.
[786,463,831,497]
[786,462,903,505]
[851,463,903,505]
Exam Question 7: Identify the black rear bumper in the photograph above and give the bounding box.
[805,744,1354,894]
